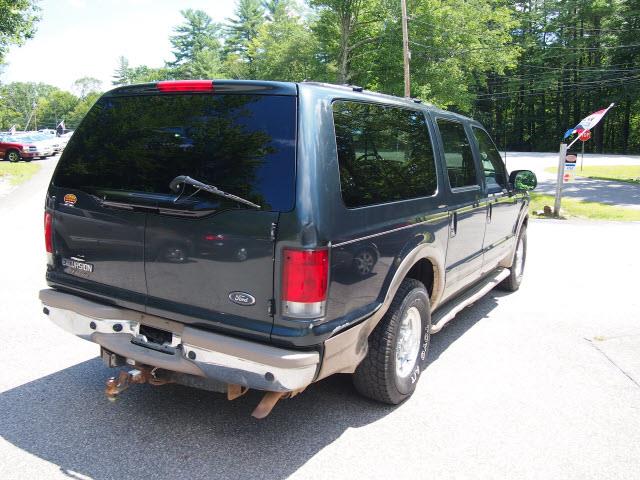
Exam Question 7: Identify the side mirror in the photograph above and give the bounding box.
[509,170,537,192]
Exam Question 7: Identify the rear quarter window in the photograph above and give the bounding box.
[333,101,437,208]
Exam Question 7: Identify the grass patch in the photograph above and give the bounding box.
[529,193,640,222]
[0,162,42,186]
[545,165,640,184]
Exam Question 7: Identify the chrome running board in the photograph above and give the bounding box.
[430,268,511,334]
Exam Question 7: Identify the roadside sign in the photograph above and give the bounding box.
[579,130,591,142]
[564,154,577,182]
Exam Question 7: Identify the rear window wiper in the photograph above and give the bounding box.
[169,175,261,210]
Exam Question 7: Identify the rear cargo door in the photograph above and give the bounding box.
[51,87,297,338]
[46,188,147,307]
[137,90,296,338]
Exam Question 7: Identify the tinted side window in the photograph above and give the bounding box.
[333,101,437,208]
[473,127,507,192]
[436,119,478,189]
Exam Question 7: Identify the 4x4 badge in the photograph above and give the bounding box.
[228,291,256,306]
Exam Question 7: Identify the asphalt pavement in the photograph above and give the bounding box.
[505,151,640,209]
[0,156,639,480]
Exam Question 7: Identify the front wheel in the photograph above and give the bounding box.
[7,150,20,163]
[499,225,527,292]
[353,278,431,404]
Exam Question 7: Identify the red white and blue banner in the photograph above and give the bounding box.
[564,103,615,140]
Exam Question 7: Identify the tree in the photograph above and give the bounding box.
[249,4,328,81]
[225,0,265,65]
[310,0,388,85]
[112,56,175,85]
[72,77,103,99]
[38,90,78,128]
[263,0,289,21]
[66,91,102,129]
[112,56,131,85]
[0,0,40,63]
[168,9,223,78]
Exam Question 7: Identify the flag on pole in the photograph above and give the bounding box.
[9,125,16,135]
[563,103,615,139]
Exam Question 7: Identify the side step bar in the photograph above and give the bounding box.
[430,268,511,334]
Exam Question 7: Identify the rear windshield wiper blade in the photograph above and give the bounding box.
[169,175,261,210]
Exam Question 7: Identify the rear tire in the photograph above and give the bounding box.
[499,225,527,292]
[353,278,431,405]
[7,149,20,163]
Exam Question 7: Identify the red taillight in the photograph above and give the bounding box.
[44,212,53,253]
[282,249,328,318]
[44,211,53,265]
[157,80,214,93]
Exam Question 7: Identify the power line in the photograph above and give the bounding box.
[476,74,640,97]
[482,67,640,83]
[474,76,640,100]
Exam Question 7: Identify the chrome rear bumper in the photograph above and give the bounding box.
[40,289,319,392]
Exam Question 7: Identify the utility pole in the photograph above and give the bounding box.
[553,143,567,217]
[401,0,410,97]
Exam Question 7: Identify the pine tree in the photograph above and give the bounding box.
[112,56,131,85]
[225,0,266,62]
[169,9,221,70]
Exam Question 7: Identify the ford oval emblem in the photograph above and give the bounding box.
[228,291,256,306]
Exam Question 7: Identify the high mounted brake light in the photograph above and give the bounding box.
[281,249,328,318]
[156,80,214,93]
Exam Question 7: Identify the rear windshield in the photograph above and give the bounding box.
[53,93,297,211]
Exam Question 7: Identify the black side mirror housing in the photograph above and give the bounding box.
[509,170,537,192]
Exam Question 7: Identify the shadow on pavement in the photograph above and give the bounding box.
[429,290,505,363]
[536,178,640,208]
[0,292,504,480]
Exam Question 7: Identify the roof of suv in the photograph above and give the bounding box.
[104,79,473,123]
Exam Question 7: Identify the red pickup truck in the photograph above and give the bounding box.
[0,136,41,162]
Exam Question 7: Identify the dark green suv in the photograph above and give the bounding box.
[40,80,536,417]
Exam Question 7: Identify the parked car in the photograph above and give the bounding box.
[39,80,537,417]
[0,135,42,162]
[57,131,74,150]
[21,132,60,155]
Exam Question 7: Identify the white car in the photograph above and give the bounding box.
[13,133,55,157]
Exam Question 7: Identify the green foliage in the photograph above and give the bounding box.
[473,0,640,154]
[72,77,102,99]
[169,9,223,79]
[0,81,103,130]
[248,4,328,81]
[0,0,40,63]
[0,162,41,186]
[225,0,266,68]
[3,0,639,154]
[530,193,640,221]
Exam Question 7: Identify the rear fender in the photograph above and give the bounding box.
[317,243,445,380]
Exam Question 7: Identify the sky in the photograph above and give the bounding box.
[1,0,238,92]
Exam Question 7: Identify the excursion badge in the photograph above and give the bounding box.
[62,257,94,275]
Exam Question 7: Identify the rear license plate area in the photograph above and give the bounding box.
[131,325,177,355]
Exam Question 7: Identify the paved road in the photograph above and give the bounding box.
[505,151,640,209]
[1,158,639,480]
